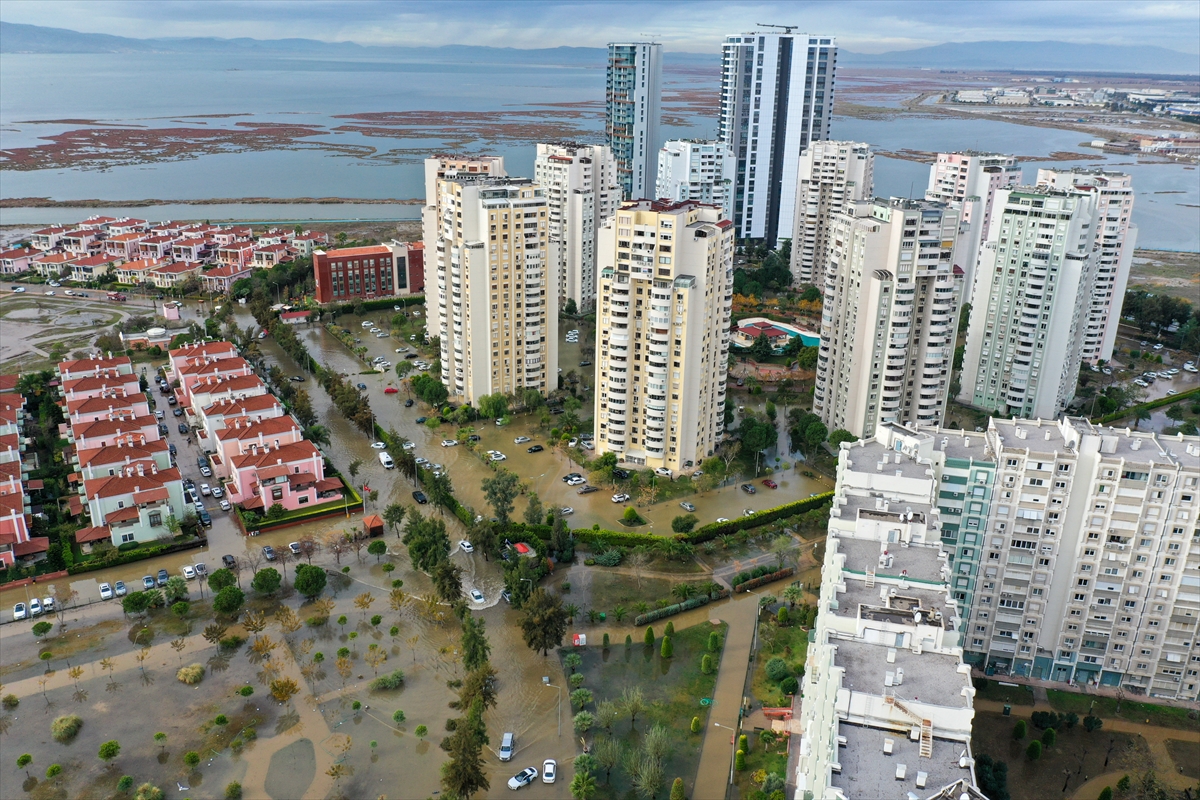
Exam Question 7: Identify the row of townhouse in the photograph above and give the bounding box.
[166,342,343,513]
[0,375,42,570]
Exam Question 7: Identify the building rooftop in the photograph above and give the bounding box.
[844,438,934,481]
[836,578,953,629]
[837,536,946,584]
[937,431,992,463]
[833,723,972,800]
[835,638,971,709]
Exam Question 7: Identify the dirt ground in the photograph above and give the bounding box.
[1128,248,1200,302]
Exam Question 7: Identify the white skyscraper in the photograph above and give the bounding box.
[789,140,873,285]
[606,43,662,200]
[534,142,621,312]
[925,151,1021,299]
[428,175,557,404]
[593,200,733,472]
[959,186,1101,419]
[1035,168,1137,363]
[719,30,837,246]
[656,140,734,221]
[814,199,965,439]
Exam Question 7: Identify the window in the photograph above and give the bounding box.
[148,512,162,527]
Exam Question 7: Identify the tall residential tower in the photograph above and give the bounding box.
[533,143,620,313]
[606,43,662,200]
[593,200,733,473]
[719,31,837,246]
[789,140,873,285]
[656,139,735,221]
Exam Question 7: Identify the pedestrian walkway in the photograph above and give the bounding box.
[695,593,759,798]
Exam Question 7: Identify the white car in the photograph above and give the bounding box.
[470,589,486,604]
[98,583,114,601]
[29,598,42,616]
[655,467,673,478]
[542,759,557,784]
[361,321,373,328]
[182,565,197,580]
[200,483,212,496]
[612,493,631,503]
[514,436,531,444]
[11,287,25,293]
[415,456,429,465]
[716,517,730,523]
[402,441,416,450]
[459,540,475,553]
[490,452,507,462]
[48,281,61,287]
[1185,365,1199,373]
[219,499,232,512]
[13,602,27,620]
[568,438,578,448]
[44,290,55,295]
[371,441,387,449]
[396,347,409,353]
[560,507,574,516]
[211,486,224,498]
[507,767,538,790]
[441,439,459,447]
[566,476,586,486]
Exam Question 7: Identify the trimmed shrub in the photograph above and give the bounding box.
[779,676,799,695]
[664,621,675,637]
[393,709,406,725]
[177,664,205,685]
[708,632,722,652]
[593,549,623,567]
[369,670,405,690]
[225,782,243,800]
[2,694,18,709]
[51,715,83,743]
[1012,720,1027,740]
[734,567,795,593]
[691,716,701,734]
[239,685,254,697]
[1097,788,1112,800]
[765,657,790,682]
[644,626,655,646]
[1026,740,1042,760]
[1042,728,1056,747]
[660,636,673,658]
[701,654,714,674]
[735,749,746,771]
[632,592,728,627]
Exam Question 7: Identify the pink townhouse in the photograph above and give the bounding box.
[187,374,268,418]
[217,241,255,268]
[201,263,252,294]
[58,355,134,383]
[171,238,212,264]
[0,247,37,275]
[60,373,142,404]
[30,226,70,251]
[70,254,120,283]
[176,356,254,406]
[71,417,160,450]
[65,393,151,427]
[104,232,147,261]
[137,235,178,260]
[0,492,32,569]
[168,340,239,380]
[211,416,304,479]
[195,394,284,448]
[76,440,172,482]
[60,229,101,256]
[106,219,148,237]
[226,439,340,513]
[290,231,330,257]
[252,243,292,268]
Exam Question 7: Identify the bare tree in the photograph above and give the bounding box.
[297,534,318,564]
[626,547,651,591]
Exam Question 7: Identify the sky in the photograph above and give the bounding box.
[2,0,1198,54]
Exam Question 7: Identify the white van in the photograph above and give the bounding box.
[378,452,395,469]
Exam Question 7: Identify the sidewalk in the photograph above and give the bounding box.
[972,668,1199,711]
[694,593,759,799]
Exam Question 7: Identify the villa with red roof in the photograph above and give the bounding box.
[115,257,167,284]
[176,356,254,405]
[77,215,120,231]
[70,253,121,283]
[252,243,292,268]
[280,310,312,325]
[60,372,141,403]
[171,238,212,263]
[147,260,202,289]
[58,355,134,382]
[202,263,253,293]
[0,247,36,275]
[66,393,152,426]
[106,218,148,236]
[104,232,147,261]
[30,226,70,251]
[71,417,160,450]
[732,316,817,352]
[137,235,179,260]
[60,228,101,256]
[196,394,284,448]
[290,230,330,256]
[168,340,239,378]
[225,439,338,512]
[211,416,304,479]
[0,493,32,569]
[188,374,268,416]
[31,252,80,279]
[217,241,255,268]
[76,440,171,482]
[83,463,185,546]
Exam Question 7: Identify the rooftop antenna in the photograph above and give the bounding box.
[756,24,800,33]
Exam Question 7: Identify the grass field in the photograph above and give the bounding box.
[749,614,809,709]
[973,679,1036,706]
[1046,689,1200,732]
[1128,249,1200,302]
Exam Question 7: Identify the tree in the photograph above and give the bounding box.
[461,615,491,673]
[669,777,686,800]
[519,588,569,656]
[32,620,52,638]
[482,468,520,524]
[293,563,327,600]
[121,591,151,617]
[1025,740,1042,760]
[1012,719,1026,739]
[98,740,121,766]
[621,685,646,727]
[750,333,773,361]
[671,514,698,533]
[212,586,245,617]
[164,575,188,604]
[208,567,237,593]
[570,770,598,800]
[660,636,673,658]
[17,753,32,777]
[431,560,463,604]
[524,492,545,526]
[1083,715,1103,733]
[570,688,594,710]
[183,751,200,770]
[383,503,407,537]
[365,539,387,563]
[269,677,300,707]
[348,458,363,481]
[644,626,655,647]
[251,567,281,596]
[1041,727,1056,747]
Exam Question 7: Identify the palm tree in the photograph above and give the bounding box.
[304,425,331,446]
[570,770,598,800]
[564,603,580,625]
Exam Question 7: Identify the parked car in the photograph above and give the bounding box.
[490,452,507,462]
[384,387,398,394]
[113,580,127,597]
[156,569,170,587]
[290,375,305,382]
[458,540,474,553]
[441,439,459,447]
[29,598,43,616]
[199,466,212,478]
[222,555,237,569]
[194,563,207,577]
[680,501,696,512]
[200,483,212,496]
[523,444,542,453]
[142,575,156,591]
[562,473,583,483]
[415,417,427,424]
[211,486,224,499]
[514,436,531,444]
[566,475,586,486]
[612,493,631,503]
[371,441,387,449]
[173,407,184,417]
[762,479,778,489]
[413,490,428,504]
[405,399,415,407]
[99,583,114,601]
[507,767,538,790]
[13,602,27,621]
[578,485,599,495]
[182,565,196,580]
[560,507,574,516]
[612,468,630,479]
[542,759,557,784]
[262,545,277,561]
[740,483,757,494]
[654,467,672,478]
[498,732,516,762]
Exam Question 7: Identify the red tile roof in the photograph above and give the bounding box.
[75,526,111,543]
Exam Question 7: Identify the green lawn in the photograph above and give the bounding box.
[1046,689,1200,732]
[973,679,1036,706]
[578,571,713,624]
[750,614,809,708]
[735,733,790,799]
[561,621,727,799]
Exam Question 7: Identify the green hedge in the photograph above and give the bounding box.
[1092,386,1200,425]
[683,493,834,544]
[68,537,207,576]
[244,480,362,531]
[327,296,426,314]
[733,567,795,593]
[632,590,730,627]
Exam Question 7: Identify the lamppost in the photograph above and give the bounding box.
[713,721,739,793]
[542,676,562,737]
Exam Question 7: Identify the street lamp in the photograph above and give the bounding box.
[713,721,739,790]
[542,676,562,737]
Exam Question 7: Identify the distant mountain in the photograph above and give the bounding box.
[841,40,1199,76]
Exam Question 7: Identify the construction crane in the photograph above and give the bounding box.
[756,24,800,33]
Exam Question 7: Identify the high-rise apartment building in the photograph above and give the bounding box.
[719,31,836,246]
[959,186,1100,419]
[852,418,1200,700]
[593,200,733,472]
[814,199,964,439]
[789,140,873,285]
[1036,168,1137,364]
[422,155,507,338]
[925,152,1021,299]
[533,142,620,311]
[606,43,662,200]
[655,140,734,221]
[428,176,557,404]
[796,423,982,800]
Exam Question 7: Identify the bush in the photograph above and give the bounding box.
[51,714,83,743]
[214,714,228,725]
[593,549,623,567]
[765,657,790,682]
[573,711,595,734]
[776,606,789,626]
[1041,728,1056,747]
[135,783,164,800]
[735,749,746,771]
[701,654,714,674]
[691,716,701,734]
[393,710,406,725]
[660,636,673,658]
[220,635,245,650]
[239,685,254,696]
[414,725,428,737]
[671,514,699,533]
[177,663,205,685]
[631,591,727,626]
[183,751,200,769]
[1026,740,1042,760]
[1084,715,1103,732]
[2,694,18,709]
[1012,720,1026,740]
[370,670,406,690]
[1097,788,1112,800]
[117,776,134,793]
[733,567,795,593]
[779,676,799,695]
[622,507,644,525]
[225,782,243,800]
[708,632,722,652]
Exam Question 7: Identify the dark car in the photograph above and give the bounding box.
[262,545,277,561]
[612,468,631,479]
[415,417,427,424]
[178,422,189,434]
[184,478,195,490]
[578,485,600,495]
[356,383,368,390]
[222,554,237,569]
[579,360,591,367]
[412,490,428,504]
[168,443,177,456]
[172,407,184,417]
[527,444,544,453]
[290,376,305,382]
[740,483,756,495]
[198,511,212,528]
[468,434,481,442]
[551,407,565,414]
[405,399,414,407]
[158,423,169,436]
[405,352,419,359]
[156,568,170,587]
